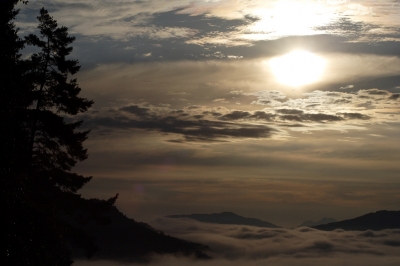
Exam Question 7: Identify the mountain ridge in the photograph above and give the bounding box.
[72,204,210,262]
[313,210,400,231]
[299,217,337,227]
[167,212,280,228]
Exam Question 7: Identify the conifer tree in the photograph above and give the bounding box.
[3,5,118,265]
[24,8,94,194]
[1,0,31,181]
[2,1,36,264]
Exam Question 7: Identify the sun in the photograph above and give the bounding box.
[269,50,326,87]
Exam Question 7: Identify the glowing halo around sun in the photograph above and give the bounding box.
[269,50,326,87]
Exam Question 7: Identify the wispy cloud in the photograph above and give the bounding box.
[80,104,277,142]
[231,88,400,124]
[19,0,400,44]
[78,85,399,143]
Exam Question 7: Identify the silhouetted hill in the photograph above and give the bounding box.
[73,205,210,262]
[299,217,337,227]
[167,212,280,228]
[313,210,400,231]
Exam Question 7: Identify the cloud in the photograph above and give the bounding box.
[230,90,288,107]
[76,85,400,143]
[314,15,400,43]
[276,109,304,115]
[212,98,229,103]
[19,1,197,41]
[340,85,354,90]
[15,0,400,78]
[81,104,276,142]
[20,0,400,48]
[82,95,388,142]
[339,113,370,120]
[151,218,400,259]
[120,105,150,117]
[281,113,344,123]
[359,88,389,96]
[221,109,362,123]
[76,60,400,141]
[75,218,400,265]
[168,91,191,96]
[81,94,387,143]
[227,88,400,124]
[233,88,400,124]
[389,94,400,100]
[221,111,250,120]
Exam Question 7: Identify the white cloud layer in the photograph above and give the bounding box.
[18,0,400,43]
[75,218,400,265]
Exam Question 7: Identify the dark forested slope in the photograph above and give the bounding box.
[73,204,210,262]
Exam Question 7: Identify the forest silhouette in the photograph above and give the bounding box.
[2,1,119,264]
[2,1,208,265]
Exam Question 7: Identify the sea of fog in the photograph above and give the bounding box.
[76,217,400,266]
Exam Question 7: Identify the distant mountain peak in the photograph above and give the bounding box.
[211,211,240,217]
[300,217,337,227]
[313,210,400,231]
[219,211,236,215]
[167,212,280,228]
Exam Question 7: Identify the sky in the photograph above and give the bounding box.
[16,0,400,230]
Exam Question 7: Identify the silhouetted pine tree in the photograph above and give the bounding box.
[24,8,94,192]
[3,4,117,265]
[1,0,31,187]
[2,1,36,264]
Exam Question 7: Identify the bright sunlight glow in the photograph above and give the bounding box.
[248,0,334,40]
[269,50,326,87]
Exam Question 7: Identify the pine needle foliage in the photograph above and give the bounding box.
[3,4,118,265]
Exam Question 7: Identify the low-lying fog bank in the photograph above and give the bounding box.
[76,217,400,265]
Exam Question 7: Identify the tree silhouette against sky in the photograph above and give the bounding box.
[3,3,117,265]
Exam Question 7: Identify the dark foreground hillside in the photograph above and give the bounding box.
[72,205,210,262]
[313,210,400,231]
